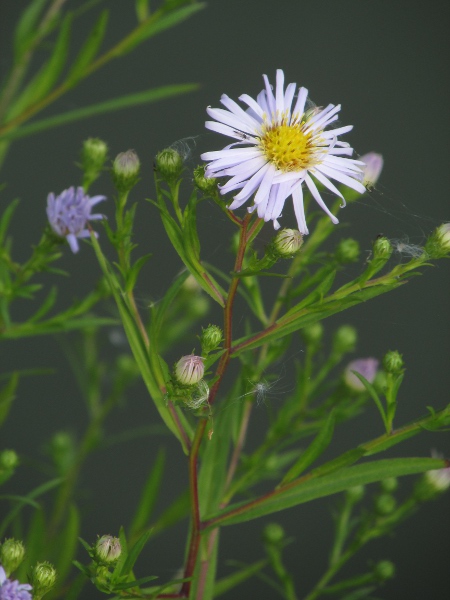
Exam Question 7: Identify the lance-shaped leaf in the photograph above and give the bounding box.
[13,0,49,60]
[0,372,19,427]
[204,457,445,529]
[66,10,109,85]
[279,410,336,486]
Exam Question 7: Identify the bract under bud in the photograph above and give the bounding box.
[95,535,122,564]
[155,147,183,181]
[0,538,25,575]
[359,152,384,189]
[30,561,57,597]
[344,358,379,392]
[333,325,358,354]
[383,350,404,374]
[271,228,303,258]
[193,165,218,194]
[335,238,360,263]
[200,325,223,354]
[174,355,205,386]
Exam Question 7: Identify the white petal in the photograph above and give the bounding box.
[292,86,308,119]
[254,164,276,206]
[270,181,290,220]
[328,147,354,156]
[220,94,261,130]
[316,164,366,194]
[263,74,276,117]
[284,83,296,117]
[292,184,309,234]
[204,151,263,172]
[275,69,285,115]
[273,171,304,184]
[207,107,257,136]
[310,169,344,201]
[229,163,271,206]
[201,148,262,161]
[256,89,270,116]
[206,120,257,142]
[239,93,265,119]
[304,174,339,224]
[66,233,80,253]
[322,125,353,138]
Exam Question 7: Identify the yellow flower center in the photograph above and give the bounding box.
[260,122,315,172]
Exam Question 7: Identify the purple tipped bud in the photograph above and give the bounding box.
[359,152,384,188]
[344,358,379,392]
[112,150,140,192]
[46,186,106,253]
[271,229,303,258]
[425,451,450,492]
[174,355,205,386]
[95,536,122,564]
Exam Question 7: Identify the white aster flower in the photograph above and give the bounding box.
[201,69,366,234]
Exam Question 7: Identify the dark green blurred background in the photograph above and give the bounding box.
[1,1,449,598]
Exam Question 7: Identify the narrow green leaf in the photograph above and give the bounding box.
[14,0,49,59]
[287,269,337,312]
[16,508,46,580]
[0,372,19,426]
[8,12,73,122]
[126,253,152,292]
[213,559,268,597]
[119,4,206,55]
[72,560,91,578]
[204,458,444,529]
[120,530,152,576]
[135,0,150,22]
[280,410,336,485]
[113,575,158,590]
[129,449,166,539]
[28,286,58,322]
[352,371,387,427]
[0,199,20,245]
[54,504,80,584]
[0,84,199,142]
[66,10,109,85]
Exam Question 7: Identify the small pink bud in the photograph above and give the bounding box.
[174,355,205,386]
[359,152,384,188]
[344,358,379,392]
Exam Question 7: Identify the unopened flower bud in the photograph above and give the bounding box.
[155,148,183,181]
[0,538,25,575]
[346,485,365,503]
[359,152,384,189]
[95,535,122,565]
[373,236,393,260]
[383,350,404,374]
[335,238,360,263]
[174,355,205,386]
[333,325,358,354]
[381,477,398,493]
[271,228,303,258]
[425,223,450,258]
[82,138,108,172]
[0,449,19,471]
[193,165,218,194]
[422,451,450,494]
[373,560,395,582]
[301,322,324,345]
[263,523,285,544]
[30,561,57,597]
[50,431,76,476]
[112,150,140,193]
[375,493,396,515]
[200,325,223,354]
[344,358,379,392]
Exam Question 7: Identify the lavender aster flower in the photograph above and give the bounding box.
[46,186,106,253]
[0,565,32,600]
[344,358,379,392]
[201,69,366,233]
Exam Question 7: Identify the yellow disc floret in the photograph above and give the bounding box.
[260,121,316,172]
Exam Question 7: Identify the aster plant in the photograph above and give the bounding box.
[0,3,449,600]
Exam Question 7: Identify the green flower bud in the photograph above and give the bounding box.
[346,485,365,503]
[0,538,25,575]
[200,325,223,354]
[373,236,393,260]
[95,535,122,565]
[270,229,303,258]
[82,138,108,172]
[335,238,360,263]
[381,477,398,493]
[344,358,379,392]
[373,560,395,582]
[375,493,396,515]
[50,431,76,476]
[383,350,404,374]
[263,523,285,544]
[333,325,357,354]
[155,147,183,181]
[301,322,324,345]
[174,355,205,387]
[112,150,140,193]
[31,561,57,597]
[193,165,218,194]
[0,449,19,470]
[425,223,450,258]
